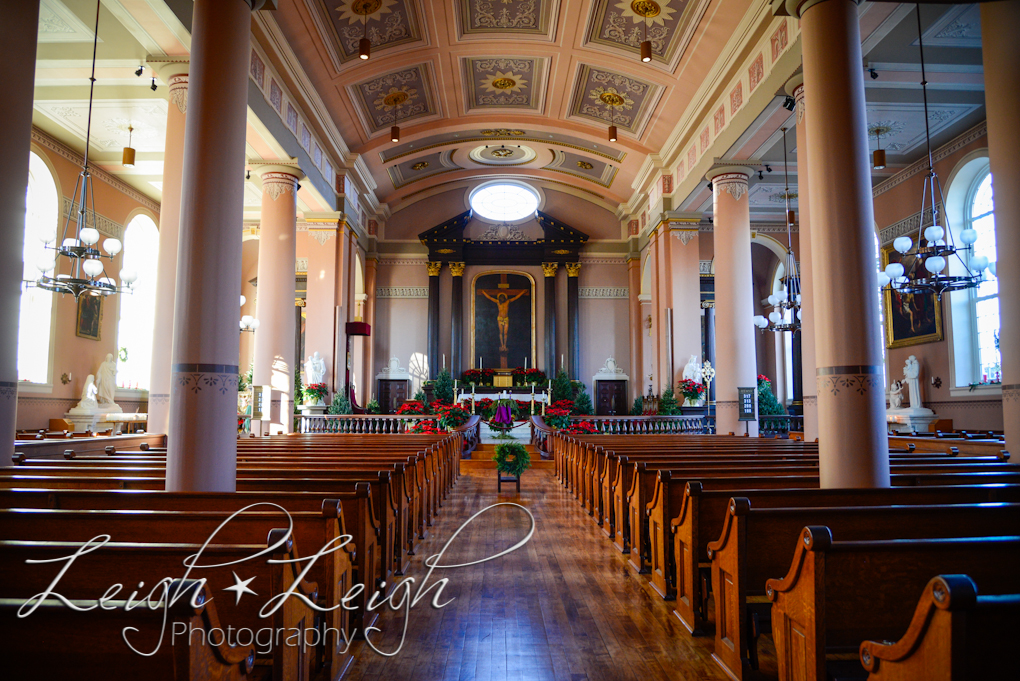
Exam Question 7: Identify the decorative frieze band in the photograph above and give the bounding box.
[579,287,629,299]
[296,258,308,273]
[376,287,429,299]
[579,256,628,265]
[879,203,943,246]
[61,196,123,240]
[816,364,884,396]
[699,260,713,275]
[377,257,430,266]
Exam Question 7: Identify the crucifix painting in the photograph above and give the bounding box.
[473,272,535,370]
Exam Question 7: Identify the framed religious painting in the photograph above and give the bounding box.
[881,243,943,349]
[470,271,536,371]
[76,294,103,341]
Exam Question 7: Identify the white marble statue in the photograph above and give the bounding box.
[888,380,905,409]
[903,355,922,409]
[682,355,703,383]
[74,375,99,412]
[95,353,120,409]
[304,351,326,385]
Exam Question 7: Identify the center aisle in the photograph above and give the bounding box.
[344,467,735,681]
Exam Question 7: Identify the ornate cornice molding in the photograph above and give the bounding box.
[32,128,160,215]
[377,257,430,266]
[872,121,987,198]
[579,256,628,265]
[61,196,122,240]
[376,286,429,299]
[579,287,629,299]
[879,203,944,246]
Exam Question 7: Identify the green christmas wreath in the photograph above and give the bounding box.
[493,441,530,478]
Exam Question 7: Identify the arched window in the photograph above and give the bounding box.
[18,152,58,384]
[115,214,159,389]
[966,171,999,382]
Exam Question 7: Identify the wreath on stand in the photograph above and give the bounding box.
[493,441,530,478]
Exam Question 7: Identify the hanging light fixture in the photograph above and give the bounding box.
[390,97,402,143]
[121,124,136,167]
[239,295,259,333]
[601,91,623,142]
[358,5,370,59]
[870,124,890,170]
[641,15,652,63]
[26,0,134,301]
[877,4,987,301]
[753,128,801,333]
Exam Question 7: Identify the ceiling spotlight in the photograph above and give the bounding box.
[707,181,713,191]
[868,67,879,80]
[758,170,764,180]
[245,169,251,181]
[134,65,144,77]
[765,165,773,173]
[782,95,795,111]
[150,77,157,92]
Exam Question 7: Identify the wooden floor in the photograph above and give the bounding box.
[344,467,762,681]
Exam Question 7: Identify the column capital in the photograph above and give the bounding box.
[565,262,581,277]
[426,261,443,277]
[707,166,753,202]
[542,262,559,277]
[148,57,190,85]
[784,0,849,19]
[448,262,466,277]
[253,162,302,202]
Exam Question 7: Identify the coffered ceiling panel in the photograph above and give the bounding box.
[346,63,441,136]
[455,0,560,41]
[583,0,710,70]
[543,149,618,188]
[866,101,981,156]
[38,0,96,43]
[387,149,460,188]
[747,182,798,209]
[914,4,981,49]
[381,128,625,163]
[34,98,168,153]
[567,64,663,137]
[305,0,426,70]
[460,56,550,114]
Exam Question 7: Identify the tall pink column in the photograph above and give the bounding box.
[627,256,643,402]
[0,1,40,466]
[788,75,818,441]
[647,228,662,394]
[252,165,300,434]
[790,0,889,487]
[363,256,377,402]
[706,167,758,436]
[147,60,189,435]
[303,214,343,393]
[981,1,1020,449]
[669,226,702,386]
[166,0,262,493]
[657,224,674,388]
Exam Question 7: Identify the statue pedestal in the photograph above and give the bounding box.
[64,403,124,433]
[886,408,938,434]
[299,404,328,416]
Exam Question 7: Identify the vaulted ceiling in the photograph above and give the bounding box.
[274,0,750,208]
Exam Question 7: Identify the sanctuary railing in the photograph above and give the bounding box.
[758,414,805,438]
[296,413,482,454]
[530,413,709,455]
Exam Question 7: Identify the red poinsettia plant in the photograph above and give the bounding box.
[396,400,427,416]
[677,378,705,403]
[304,383,328,402]
[434,403,471,430]
[563,420,599,436]
[410,419,443,434]
[544,406,572,430]
[757,374,771,384]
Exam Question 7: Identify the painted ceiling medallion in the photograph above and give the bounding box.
[569,64,661,136]
[348,64,438,135]
[377,89,412,109]
[585,0,708,68]
[456,0,558,40]
[411,161,429,170]
[491,148,515,158]
[577,161,594,169]
[309,0,422,66]
[463,57,547,113]
[481,72,526,93]
[468,144,538,165]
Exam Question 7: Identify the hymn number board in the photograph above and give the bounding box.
[737,387,757,422]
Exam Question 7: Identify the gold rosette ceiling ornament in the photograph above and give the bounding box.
[383,89,409,143]
[601,91,626,142]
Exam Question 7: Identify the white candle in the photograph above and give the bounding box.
[561,354,564,370]
[443,354,446,370]
[525,356,528,370]
[479,356,482,370]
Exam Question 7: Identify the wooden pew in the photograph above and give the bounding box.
[0,503,357,680]
[0,486,380,648]
[858,574,1020,681]
[0,581,257,681]
[706,500,1020,680]
[0,533,321,681]
[765,529,1020,681]
[669,481,1020,636]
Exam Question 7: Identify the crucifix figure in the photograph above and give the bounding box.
[479,274,529,361]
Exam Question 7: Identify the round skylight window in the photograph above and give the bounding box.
[469,182,539,222]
